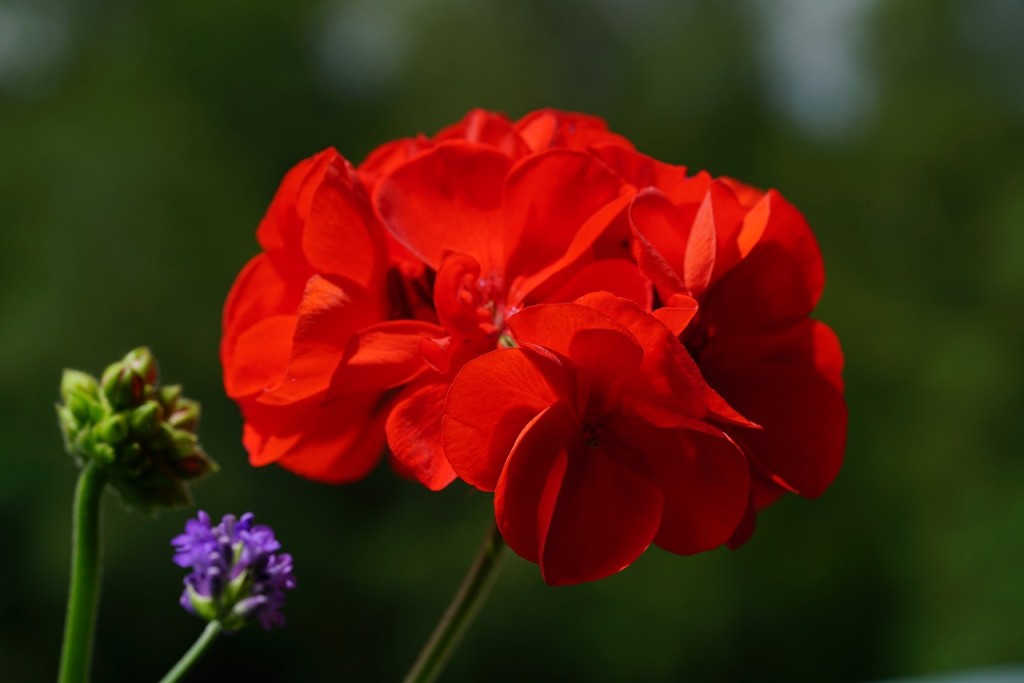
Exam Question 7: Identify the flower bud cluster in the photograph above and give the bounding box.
[57,347,218,511]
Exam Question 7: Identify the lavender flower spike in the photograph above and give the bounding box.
[172,511,295,632]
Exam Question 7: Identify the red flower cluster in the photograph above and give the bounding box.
[222,109,846,585]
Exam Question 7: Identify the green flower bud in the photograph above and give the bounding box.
[170,428,198,457]
[129,400,163,437]
[146,423,174,450]
[158,384,182,410]
[91,442,117,465]
[168,398,200,432]
[60,369,99,403]
[66,390,99,424]
[122,347,159,386]
[93,414,129,445]
[100,365,146,411]
[57,406,78,442]
[56,347,218,513]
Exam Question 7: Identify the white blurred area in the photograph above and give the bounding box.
[307,0,882,141]
[876,666,1024,683]
[0,0,71,97]
[310,0,421,97]
[752,0,880,141]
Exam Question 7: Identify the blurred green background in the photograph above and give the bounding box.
[2,0,1023,680]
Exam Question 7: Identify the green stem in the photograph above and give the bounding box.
[58,462,107,683]
[403,523,506,683]
[158,621,223,683]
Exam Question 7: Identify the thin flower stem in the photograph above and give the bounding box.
[57,461,107,683]
[403,523,507,683]
[158,621,223,683]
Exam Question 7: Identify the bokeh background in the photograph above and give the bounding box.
[2,0,1023,680]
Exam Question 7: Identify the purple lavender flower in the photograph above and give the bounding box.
[172,511,295,631]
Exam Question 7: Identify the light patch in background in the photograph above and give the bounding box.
[958,0,1024,115]
[311,0,422,98]
[877,665,1024,683]
[0,0,71,97]
[752,0,879,141]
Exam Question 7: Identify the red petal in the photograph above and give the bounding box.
[705,190,824,331]
[651,294,698,336]
[358,136,433,186]
[540,444,664,585]
[373,141,512,272]
[494,401,575,563]
[302,162,384,289]
[436,109,529,158]
[248,393,387,484]
[510,193,635,304]
[628,189,687,294]
[515,110,628,151]
[605,423,749,555]
[573,292,707,417]
[712,364,846,498]
[751,476,788,511]
[503,150,627,281]
[701,319,845,392]
[738,191,823,307]
[588,143,715,208]
[387,382,457,490]
[702,246,816,335]
[433,253,488,336]
[725,492,758,549]
[683,187,722,296]
[541,258,652,310]
[257,149,346,277]
[222,254,303,349]
[719,176,766,209]
[221,254,303,398]
[694,180,747,287]
[444,348,563,490]
[258,275,378,405]
[224,314,296,399]
[330,320,445,392]
[629,187,717,298]
[508,302,644,381]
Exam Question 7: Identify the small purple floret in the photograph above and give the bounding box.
[172,511,295,631]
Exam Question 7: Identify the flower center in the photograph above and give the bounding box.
[682,311,714,362]
[462,272,510,338]
[581,413,608,448]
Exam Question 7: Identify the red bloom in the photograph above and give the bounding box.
[444,292,750,585]
[361,141,647,489]
[221,108,846,582]
[220,148,429,483]
[357,108,638,283]
[358,108,633,188]
[623,169,847,537]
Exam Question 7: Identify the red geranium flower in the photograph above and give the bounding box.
[221,109,846,574]
[357,108,638,283]
[350,141,649,489]
[221,110,653,488]
[444,292,751,585]
[623,170,847,540]
[221,148,434,483]
[358,108,633,188]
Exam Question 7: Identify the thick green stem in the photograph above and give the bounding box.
[58,462,107,683]
[403,523,506,683]
[158,621,223,683]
